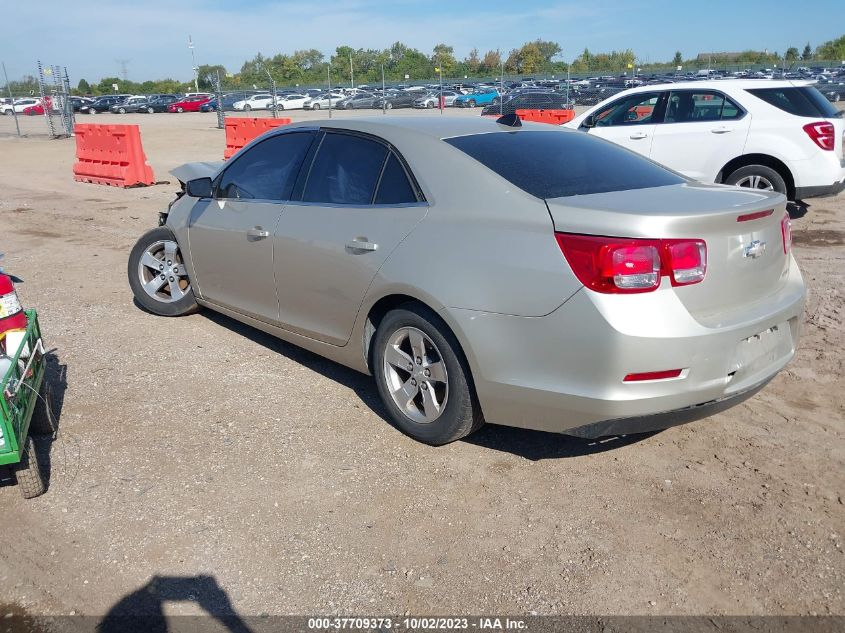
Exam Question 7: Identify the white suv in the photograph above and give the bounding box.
[567,80,845,200]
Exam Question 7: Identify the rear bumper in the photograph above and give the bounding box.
[445,258,805,436]
[794,178,845,200]
[563,379,769,438]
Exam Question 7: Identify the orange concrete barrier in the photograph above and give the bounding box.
[515,109,575,125]
[73,124,155,187]
[224,117,292,159]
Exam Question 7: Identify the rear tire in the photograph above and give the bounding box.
[724,164,787,195]
[29,379,55,436]
[128,227,199,317]
[15,435,46,499]
[372,304,484,445]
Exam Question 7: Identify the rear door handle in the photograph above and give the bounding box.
[345,238,378,253]
[711,127,732,134]
[629,131,648,139]
[247,227,270,240]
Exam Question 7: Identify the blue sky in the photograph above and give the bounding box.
[2,0,843,82]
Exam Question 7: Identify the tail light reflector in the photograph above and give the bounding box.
[802,121,835,151]
[555,234,707,294]
[781,213,792,254]
[624,369,683,382]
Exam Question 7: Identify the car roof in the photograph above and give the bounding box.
[283,115,552,142]
[619,79,814,93]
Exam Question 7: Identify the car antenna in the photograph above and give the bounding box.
[496,113,521,128]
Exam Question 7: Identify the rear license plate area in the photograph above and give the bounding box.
[727,323,793,387]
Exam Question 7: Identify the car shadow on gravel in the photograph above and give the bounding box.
[201,310,391,422]
[463,424,659,461]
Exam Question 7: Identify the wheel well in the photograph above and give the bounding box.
[362,295,469,377]
[719,154,795,200]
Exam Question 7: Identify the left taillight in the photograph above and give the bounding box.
[802,121,835,151]
[781,212,792,254]
[555,233,707,294]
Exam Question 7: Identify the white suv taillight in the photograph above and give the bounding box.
[802,121,835,151]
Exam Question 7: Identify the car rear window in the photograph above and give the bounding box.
[444,130,684,199]
[746,86,841,118]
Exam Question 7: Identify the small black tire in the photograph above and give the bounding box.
[724,164,787,195]
[28,379,55,436]
[15,435,46,499]
[372,304,484,446]
[128,227,199,317]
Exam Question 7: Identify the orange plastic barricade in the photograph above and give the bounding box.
[515,109,576,125]
[73,124,155,187]
[224,117,292,159]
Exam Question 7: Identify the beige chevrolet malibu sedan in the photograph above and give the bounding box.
[128,116,805,445]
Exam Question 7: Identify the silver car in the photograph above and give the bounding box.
[128,117,805,445]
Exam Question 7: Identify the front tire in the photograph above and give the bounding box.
[312,103,320,110]
[372,305,484,445]
[176,106,184,113]
[15,435,46,499]
[467,99,476,108]
[147,106,155,114]
[118,107,126,114]
[725,164,787,195]
[128,227,199,317]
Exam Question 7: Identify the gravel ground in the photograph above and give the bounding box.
[0,107,843,619]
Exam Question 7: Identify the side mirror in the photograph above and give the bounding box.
[186,177,213,199]
[582,114,597,129]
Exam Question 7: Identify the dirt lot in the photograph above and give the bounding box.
[0,108,843,619]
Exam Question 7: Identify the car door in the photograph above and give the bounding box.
[584,90,666,157]
[187,130,316,323]
[273,130,427,345]
[649,89,751,182]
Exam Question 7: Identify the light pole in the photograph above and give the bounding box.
[188,35,199,93]
[327,64,332,119]
[265,68,277,119]
[381,63,386,114]
[349,52,354,90]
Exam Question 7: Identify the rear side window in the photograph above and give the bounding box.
[444,130,684,199]
[375,154,417,204]
[303,133,388,205]
[746,87,841,118]
[665,91,744,122]
[217,131,314,201]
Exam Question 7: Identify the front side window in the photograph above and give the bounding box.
[664,91,743,122]
[302,133,388,205]
[216,131,315,201]
[594,92,663,126]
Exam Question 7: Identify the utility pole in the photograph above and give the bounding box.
[500,59,505,115]
[188,35,199,93]
[381,63,386,114]
[265,68,277,119]
[437,56,443,114]
[349,52,354,90]
[327,64,332,119]
[2,62,20,137]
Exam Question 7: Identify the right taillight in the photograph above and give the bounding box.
[781,213,792,254]
[802,121,835,151]
[555,233,707,294]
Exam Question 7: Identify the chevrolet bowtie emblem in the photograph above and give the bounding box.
[743,240,767,259]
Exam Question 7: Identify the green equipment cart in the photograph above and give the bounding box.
[0,309,53,498]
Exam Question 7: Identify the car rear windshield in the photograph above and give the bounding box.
[746,86,842,118]
[444,130,684,199]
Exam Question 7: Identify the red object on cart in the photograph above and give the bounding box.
[0,274,27,343]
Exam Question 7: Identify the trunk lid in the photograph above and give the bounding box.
[546,182,790,323]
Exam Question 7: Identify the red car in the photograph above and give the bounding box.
[22,97,52,116]
[167,95,212,113]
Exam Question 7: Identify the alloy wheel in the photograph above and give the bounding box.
[137,240,191,303]
[382,327,449,424]
[735,174,775,191]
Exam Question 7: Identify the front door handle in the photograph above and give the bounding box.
[629,131,648,139]
[345,238,378,253]
[247,227,270,240]
[711,127,732,134]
